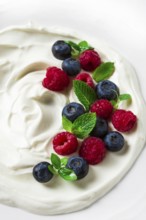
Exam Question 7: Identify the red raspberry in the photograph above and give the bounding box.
[42,67,70,91]
[79,137,106,165]
[90,99,113,119]
[75,73,94,88]
[53,132,78,155]
[79,50,101,71]
[112,109,137,132]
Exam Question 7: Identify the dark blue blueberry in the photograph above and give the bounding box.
[104,131,125,152]
[33,162,53,183]
[66,156,89,180]
[52,40,71,60]
[62,58,81,76]
[62,102,85,122]
[90,117,108,138]
[96,80,119,100]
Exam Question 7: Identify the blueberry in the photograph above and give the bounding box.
[62,58,81,76]
[52,40,71,60]
[90,117,108,138]
[96,80,119,100]
[66,156,89,179]
[33,162,53,183]
[62,102,85,122]
[104,131,125,152]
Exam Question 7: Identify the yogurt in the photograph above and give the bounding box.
[0,24,145,215]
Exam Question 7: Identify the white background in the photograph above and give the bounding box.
[0,0,146,219]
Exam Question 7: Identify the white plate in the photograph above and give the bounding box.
[0,0,146,219]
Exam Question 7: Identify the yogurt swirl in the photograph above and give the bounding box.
[0,24,145,215]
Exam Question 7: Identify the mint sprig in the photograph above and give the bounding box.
[73,80,97,111]
[111,93,132,109]
[66,41,80,51]
[78,41,94,52]
[93,62,115,82]
[58,168,77,181]
[48,153,77,181]
[62,112,96,139]
[66,40,94,58]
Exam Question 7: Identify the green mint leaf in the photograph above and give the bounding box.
[73,80,97,111]
[66,40,94,58]
[60,167,72,175]
[93,62,115,82]
[110,100,116,106]
[110,100,119,109]
[119,94,132,101]
[62,116,73,132]
[72,112,96,139]
[111,93,132,109]
[48,164,58,175]
[66,41,80,58]
[51,153,61,170]
[61,157,68,166]
[71,50,80,58]
[58,168,77,181]
[110,100,118,109]
[78,41,94,52]
[66,41,80,51]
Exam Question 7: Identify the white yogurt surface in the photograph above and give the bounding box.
[0,24,146,215]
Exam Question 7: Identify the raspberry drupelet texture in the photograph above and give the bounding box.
[75,73,94,88]
[79,137,106,165]
[79,50,101,71]
[112,109,137,132]
[53,132,78,155]
[90,99,113,120]
[42,67,70,91]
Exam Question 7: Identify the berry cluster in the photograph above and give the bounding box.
[43,40,101,91]
[33,40,137,183]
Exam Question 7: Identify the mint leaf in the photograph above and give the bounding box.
[65,41,80,58]
[59,167,72,175]
[119,94,132,101]
[111,93,132,109]
[66,41,80,51]
[66,40,94,58]
[51,153,61,169]
[48,164,58,175]
[78,41,94,52]
[62,116,73,132]
[73,80,97,111]
[93,62,115,82]
[71,50,80,58]
[61,157,68,166]
[72,112,96,139]
[48,154,77,181]
[58,168,77,181]
[110,100,118,109]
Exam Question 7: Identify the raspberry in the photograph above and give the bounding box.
[79,50,101,71]
[112,109,137,132]
[75,73,94,88]
[53,132,78,155]
[42,67,70,91]
[79,137,106,165]
[90,99,113,119]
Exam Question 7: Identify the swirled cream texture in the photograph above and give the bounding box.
[0,24,146,215]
